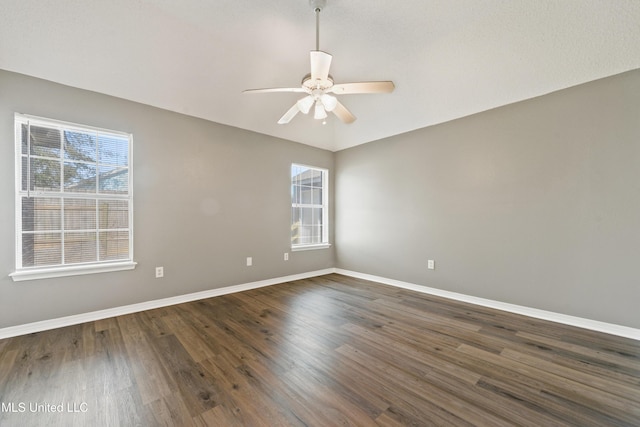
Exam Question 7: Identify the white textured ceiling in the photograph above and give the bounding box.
[1,0,639,151]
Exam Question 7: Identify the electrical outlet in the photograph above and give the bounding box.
[155,266,164,278]
[427,260,435,270]
[246,257,252,266]
[284,252,289,261]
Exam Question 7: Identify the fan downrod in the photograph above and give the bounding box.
[309,0,327,51]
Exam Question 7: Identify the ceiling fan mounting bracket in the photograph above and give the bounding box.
[309,0,327,12]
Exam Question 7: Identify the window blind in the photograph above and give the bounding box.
[15,114,133,271]
[291,163,328,247]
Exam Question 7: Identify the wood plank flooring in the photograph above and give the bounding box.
[0,273,639,426]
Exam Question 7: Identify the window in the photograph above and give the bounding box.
[291,164,329,250]
[11,114,135,281]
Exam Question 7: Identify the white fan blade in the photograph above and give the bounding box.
[278,104,300,124]
[330,81,395,95]
[310,51,332,82]
[296,95,314,114]
[244,87,308,94]
[332,100,356,124]
[320,94,337,112]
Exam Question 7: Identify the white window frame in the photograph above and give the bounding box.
[10,114,136,281]
[291,163,330,251]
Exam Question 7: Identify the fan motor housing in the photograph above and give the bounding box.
[302,73,334,91]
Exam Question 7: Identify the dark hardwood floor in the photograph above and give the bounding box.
[0,273,639,426]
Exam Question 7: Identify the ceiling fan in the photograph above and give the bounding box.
[243,0,395,125]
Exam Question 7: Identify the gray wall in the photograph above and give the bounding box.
[335,70,640,329]
[2,68,638,331]
[0,70,334,328]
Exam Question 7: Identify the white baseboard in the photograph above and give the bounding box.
[334,269,640,341]
[0,268,334,340]
[2,267,638,341]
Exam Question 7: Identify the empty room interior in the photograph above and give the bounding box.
[0,1,639,426]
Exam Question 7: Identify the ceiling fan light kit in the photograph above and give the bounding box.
[243,0,395,125]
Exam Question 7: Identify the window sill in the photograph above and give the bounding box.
[9,261,137,282]
[291,243,332,252]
